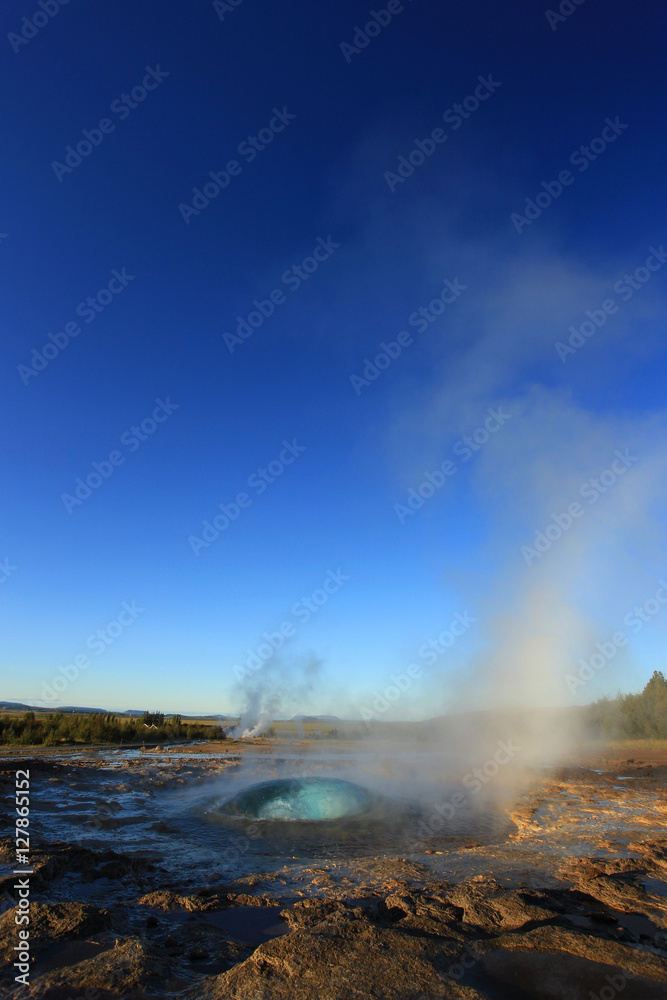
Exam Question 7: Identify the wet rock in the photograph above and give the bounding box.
[480,922,667,984]
[0,836,16,862]
[197,903,463,1000]
[32,937,170,994]
[188,944,210,960]
[164,933,183,956]
[0,840,157,896]
[630,837,667,872]
[136,890,193,911]
[187,878,667,998]
[559,854,667,924]
[136,888,278,912]
[447,879,560,932]
[281,898,355,930]
[0,901,111,964]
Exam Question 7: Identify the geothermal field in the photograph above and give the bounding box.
[2,722,667,999]
[4,2,666,999]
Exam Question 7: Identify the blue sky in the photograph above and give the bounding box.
[2,0,667,718]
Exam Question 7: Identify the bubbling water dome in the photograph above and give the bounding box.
[220,777,374,821]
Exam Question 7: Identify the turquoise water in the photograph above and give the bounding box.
[219,776,373,820]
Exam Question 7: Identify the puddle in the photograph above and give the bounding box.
[641,877,667,898]
[32,933,118,977]
[615,910,663,938]
[201,905,290,944]
[146,904,289,947]
[462,948,665,1000]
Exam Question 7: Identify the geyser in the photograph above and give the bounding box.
[220,777,374,821]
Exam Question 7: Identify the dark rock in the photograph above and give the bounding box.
[188,945,210,960]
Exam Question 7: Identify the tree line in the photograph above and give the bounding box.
[0,710,227,746]
[1,673,666,745]
[587,670,667,738]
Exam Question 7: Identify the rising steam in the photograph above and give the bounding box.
[232,653,323,738]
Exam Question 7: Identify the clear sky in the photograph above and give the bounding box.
[2,0,667,719]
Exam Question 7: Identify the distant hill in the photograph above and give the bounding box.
[59,706,107,714]
[180,714,236,720]
[0,701,107,714]
[0,702,236,719]
[124,711,236,719]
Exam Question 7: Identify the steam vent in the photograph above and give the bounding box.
[220,777,373,821]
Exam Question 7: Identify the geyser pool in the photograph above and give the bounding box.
[219,777,374,821]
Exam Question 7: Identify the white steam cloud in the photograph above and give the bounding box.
[232,653,323,738]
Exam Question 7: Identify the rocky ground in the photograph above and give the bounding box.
[1,744,666,998]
